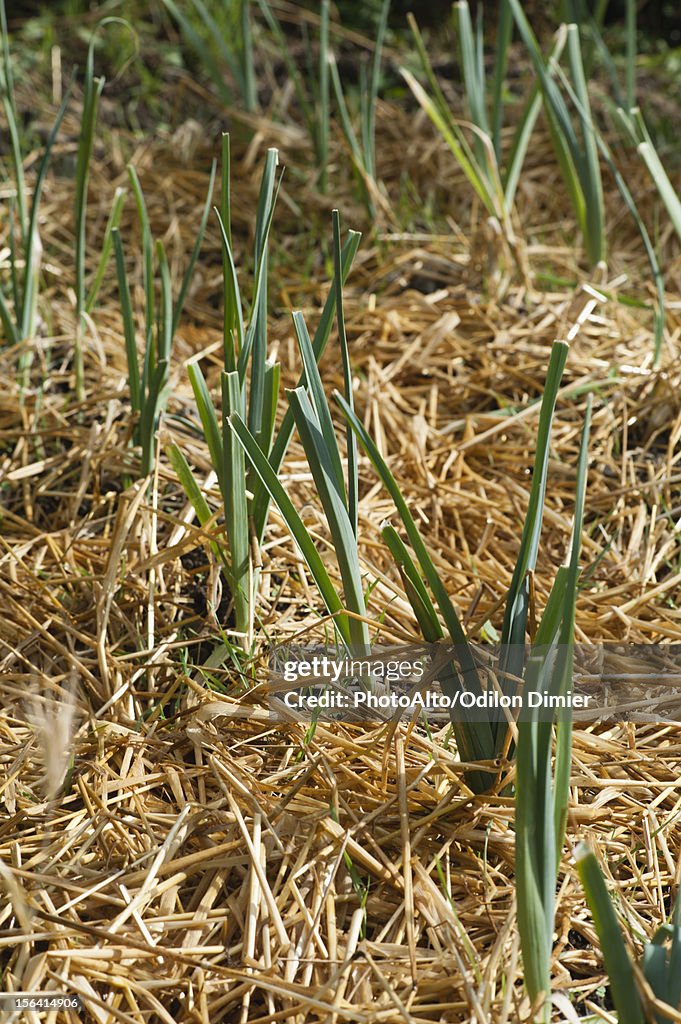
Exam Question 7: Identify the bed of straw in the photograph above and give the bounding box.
[2,22,681,1024]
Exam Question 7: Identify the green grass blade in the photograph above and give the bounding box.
[214,205,245,372]
[8,198,19,315]
[504,29,567,208]
[157,240,173,365]
[582,15,624,106]
[239,0,257,113]
[566,103,664,360]
[553,394,591,859]
[112,228,141,418]
[317,0,330,187]
[328,54,360,164]
[2,96,26,242]
[167,440,231,576]
[503,82,542,209]
[127,165,155,350]
[544,95,587,239]
[335,391,466,647]
[75,92,104,326]
[246,147,279,436]
[400,65,496,217]
[455,1,490,170]
[643,944,668,1017]
[668,896,681,1012]
[75,37,105,325]
[139,359,168,476]
[507,7,580,159]
[359,61,371,183]
[312,230,361,354]
[222,371,250,636]
[625,0,636,111]
[365,0,390,181]
[220,133,232,248]
[637,139,681,243]
[406,13,461,145]
[381,523,443,643]
[187,360,224,497]
[515,566,571,1017]
[85,185,126,314]
[219,133,238,367]
[189,0,253,106]
[405,10,504,216]
[21,85,71,340]
[333,209,358,537]
[292,310,346,506]
[566,24,604,265]
[167,442,213,526]
[507,6,593,247]
[260,359,280,456]
[516,400,591,1014]
[172,158,217,337]
[575,844,645,1024]
[229,411,351,646]
[492,0,513,161]
[237,162,282,382]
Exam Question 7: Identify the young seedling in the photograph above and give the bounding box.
[162,0,257,111]
[171,140,360,655]
[576,843,681,1024]
[0,0,71,355]
[328,0,390,218]
[507,1,605,267]
[73,18,131,400]
[229,208,371,654]
[403,1,555,278]
[257,0,331,190]
[515,396,591,1021]
[335,341,586,794]
[113,159,216,477]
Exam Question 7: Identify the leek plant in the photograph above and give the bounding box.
[259,0,389,213]
[515,397,591,1022]
[74,22,128,401]
[170,139,362,647]
[230,210,370,653]
[162,0,257,112]
[556,84,665,363]
[165,0,329,185]
[576,844,681,1024]
[560,3,666,360]
[520,14,665,361]
[335,340,583,792]
[507,0,606,267]
[402,1,556,273]
[175,140,280,645]
[0,7,125,382]
[113,160,216,477]
[256,0,330,190]
[570,0,636,111]
[328,0,390,218]
[0,0,70,352]
[619,108,681,246]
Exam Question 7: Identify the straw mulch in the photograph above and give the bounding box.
[2,40,681,1024]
